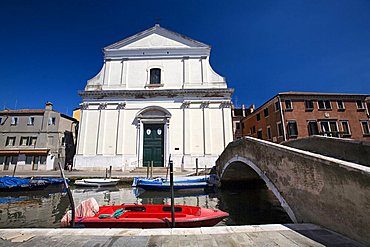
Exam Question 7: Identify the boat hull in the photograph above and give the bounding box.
[75,204,228,228]
[133,176,212,191]
[78,216,225,228]
[136,182,208,190]
[74,179,119,187]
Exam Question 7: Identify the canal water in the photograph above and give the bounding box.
[0,182,292,228]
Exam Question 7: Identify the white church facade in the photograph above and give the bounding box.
[74,25,233,171]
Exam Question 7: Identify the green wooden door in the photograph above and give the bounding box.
[143,124,164,167]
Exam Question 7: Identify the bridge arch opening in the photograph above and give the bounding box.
[220,155,298,223]
[221,160,262,186]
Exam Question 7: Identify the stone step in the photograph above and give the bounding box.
[129,167,193,176]
[129,167,171,174]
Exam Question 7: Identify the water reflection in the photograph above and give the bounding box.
[0,191,69,228]
[0,182,292,228]
[216,183,292,225]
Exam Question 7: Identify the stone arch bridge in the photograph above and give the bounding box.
[215,136,370,245]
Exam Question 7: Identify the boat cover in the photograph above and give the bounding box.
[33,177,66,184]
[0,176,31,188]
[61,197,99,227]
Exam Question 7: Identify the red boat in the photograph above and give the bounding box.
[75,204,229,228]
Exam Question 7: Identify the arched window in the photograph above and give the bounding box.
[150,68,161,84]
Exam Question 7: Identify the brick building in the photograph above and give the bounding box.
[242,92,370,143]
[231,104,254,140]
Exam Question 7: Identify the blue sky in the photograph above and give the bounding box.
[1,0,369,114]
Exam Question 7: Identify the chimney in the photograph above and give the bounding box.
[45,102,53,111]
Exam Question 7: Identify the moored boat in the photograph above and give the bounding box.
[133,187,208,199]
[132,175,212,190]
[73,203,228,228]
[74,178,120,187]
[0,176,66,192]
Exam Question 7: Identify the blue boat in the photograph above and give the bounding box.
[0,176,66,192]
[132,175,212,191]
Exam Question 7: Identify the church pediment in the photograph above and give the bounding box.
[104,24,209,51]
[121,33,190,49]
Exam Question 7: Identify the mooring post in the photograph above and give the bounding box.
[169,158,175,228]
[150,161,154,178]
[146,161,150,178]
[12,163,17,177]
[196,158,198,176]
[109,165,112,179]
[57,162,75,227]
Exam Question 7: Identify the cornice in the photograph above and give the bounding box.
[104,47,210,60]
[79,88,234,100]
[279,93,369,101]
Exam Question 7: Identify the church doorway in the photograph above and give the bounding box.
[143,123,164,167]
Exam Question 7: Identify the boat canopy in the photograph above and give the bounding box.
[0,176,31,188]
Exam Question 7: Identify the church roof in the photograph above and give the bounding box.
[105,24,210,50]
[103,25,211,59]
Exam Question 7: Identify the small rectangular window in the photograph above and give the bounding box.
[26,155,33,164]
[267,126,271,140]
[337,100,345,110]
[10,156,18,165]
[307,121,319,136]
[264,108,269,117]
[277,122,283,137]
[28,117,35,125]
[257,129,263,139]
[340,121,351,136]
[318,100,331,110]
[34,156,40,165]
[361,121,370,135]
[274,101,280,111]
[150,68,161,84]
[30,137,37,146]
[20,137,29,146]
[287,121,298,137]
[40,156,47,165]
[11,117,18,126]
[305,100,314,110]
[318,100,324,109]
[256,113,260,121]
[330,121,338,133]
[6,137,16,146]
[285,100,292,110]
[320,121,339,137]
[356,100,365,110]
[48,117,56,125]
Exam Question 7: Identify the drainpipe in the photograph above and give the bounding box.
[277,95,287,141]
